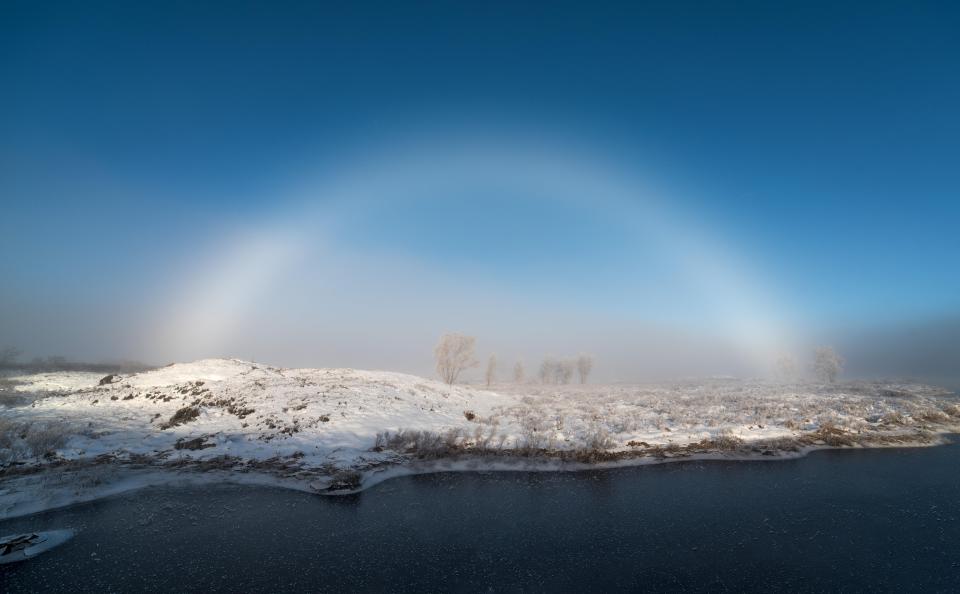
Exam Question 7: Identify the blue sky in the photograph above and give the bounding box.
[2,1,958,376]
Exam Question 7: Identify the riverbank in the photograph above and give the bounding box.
[2,358,959,517]
[1,430,956,520]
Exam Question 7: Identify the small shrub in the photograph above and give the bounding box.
[811,421,856,446]
[229,406,255,419]
[161,406,200,429]
[327,469,362,491]
[463,410,476,421]
[583,425,616,450]
[915,409,950,424]
[753,437,799,452]
[372,429,466,458]
[518,429,546,452]
[713,429,743,451]
[882,411,906,426]
[0,418,27,463]
[175,437,215,450]
[24,421,71,460]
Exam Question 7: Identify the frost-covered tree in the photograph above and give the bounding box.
[539,357,558,384]
[434,333,477,385]
[556,359,575,384]
[576,353,594,384]
[485,354,497,387]
[813,346,844,383]
[513,361,525,383]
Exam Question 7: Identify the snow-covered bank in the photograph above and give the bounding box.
[2,358,959,518]
[0,435,953,521]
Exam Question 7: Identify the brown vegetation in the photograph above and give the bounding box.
[160,406,200,429]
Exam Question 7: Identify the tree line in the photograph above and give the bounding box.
[434,334,847,386]
[434,333,594,386]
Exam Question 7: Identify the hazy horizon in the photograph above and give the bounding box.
[3,2,958,384]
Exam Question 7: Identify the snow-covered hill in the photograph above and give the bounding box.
[1,358,959,517]
[4,359,514,467]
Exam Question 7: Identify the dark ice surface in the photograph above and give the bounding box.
[3,441,960,592]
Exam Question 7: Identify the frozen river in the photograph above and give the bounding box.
[3,441,960,592]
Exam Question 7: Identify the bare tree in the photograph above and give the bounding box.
[576,353,594,384]
[434,333,478,385]
[556,359,575,384]
[813,346,843,383]
[513,361,525,383]
[485,354,497,387]
[539,357,558,384]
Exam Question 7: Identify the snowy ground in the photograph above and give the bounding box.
[2,358,959,518]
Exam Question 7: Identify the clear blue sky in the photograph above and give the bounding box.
[2,1,958,374]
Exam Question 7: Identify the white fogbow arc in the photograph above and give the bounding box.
[158,132,794,372]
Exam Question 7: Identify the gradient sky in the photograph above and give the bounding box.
[2,1,959,379]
